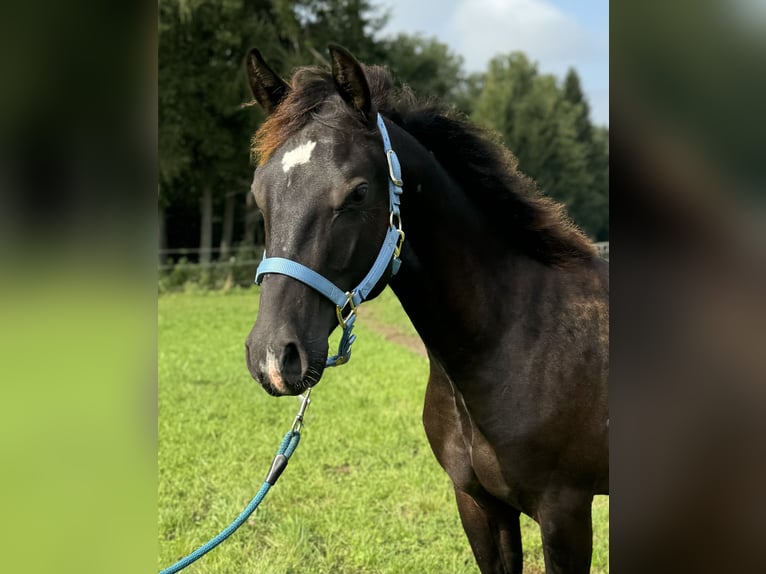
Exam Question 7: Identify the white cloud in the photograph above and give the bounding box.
[377,0,460,43]
[449,0,592,73]
[375,0,609,125]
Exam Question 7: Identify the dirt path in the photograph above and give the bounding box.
[357,307,427,358]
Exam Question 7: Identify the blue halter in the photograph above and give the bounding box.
[255,113,405,367]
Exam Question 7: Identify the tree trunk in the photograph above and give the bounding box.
[219,192,235,261]
[199,184,213,267]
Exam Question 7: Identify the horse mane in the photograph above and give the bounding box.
[252,64,596,267]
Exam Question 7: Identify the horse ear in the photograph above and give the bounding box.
[328,43,372,117]
[246,48,289,114]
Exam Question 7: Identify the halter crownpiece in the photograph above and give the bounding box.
[255,113,404,367]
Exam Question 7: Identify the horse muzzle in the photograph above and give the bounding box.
[245,327,327,396]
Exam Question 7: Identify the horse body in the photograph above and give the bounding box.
[385,123,609,572]
[244,45,608,573]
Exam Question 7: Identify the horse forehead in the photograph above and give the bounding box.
[268,135,358,179]
[254,126,377,194]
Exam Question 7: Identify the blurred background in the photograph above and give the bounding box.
[1,0,765,572]
[158,0,609,290]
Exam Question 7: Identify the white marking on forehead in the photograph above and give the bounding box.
[281,140,317,173]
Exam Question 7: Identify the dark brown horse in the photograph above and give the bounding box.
[244,45,608,574]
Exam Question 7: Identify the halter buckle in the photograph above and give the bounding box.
[386,150,403,187]
[335,291,357,329]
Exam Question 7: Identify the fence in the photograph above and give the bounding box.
[158,241,609,291]
[158,245,264,291]
[158,246,264,270]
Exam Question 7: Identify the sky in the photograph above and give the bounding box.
[376,0,609,126]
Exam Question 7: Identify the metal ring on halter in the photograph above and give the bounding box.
[389,211,402,231]
[335,291,357,329]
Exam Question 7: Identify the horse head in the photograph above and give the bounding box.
[244,45,396,396]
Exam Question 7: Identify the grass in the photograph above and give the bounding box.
[159,288,608,573]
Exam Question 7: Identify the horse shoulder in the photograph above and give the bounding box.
[422,355,485,495]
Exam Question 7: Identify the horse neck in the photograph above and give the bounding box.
[386,123,522,363]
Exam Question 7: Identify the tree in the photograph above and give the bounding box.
[159,0,285,265]
[452,71,484,117]
[378,34,464,105]
[471,53,608,240]
[159,1,607,270]
[563,68,592,144]
[563,67,609,240]
[159,0,397,266]
[290,0,388,64]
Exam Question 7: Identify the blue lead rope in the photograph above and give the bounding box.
[159,392,311,574]
[161,114,404,574]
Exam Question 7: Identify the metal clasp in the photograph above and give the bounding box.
[394,229,406,258]
[335,291,357,329]
[291,388,312,433]
[386,150,403,187]
[389,212,405,258]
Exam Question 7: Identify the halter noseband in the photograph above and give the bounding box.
[254,113,405,367]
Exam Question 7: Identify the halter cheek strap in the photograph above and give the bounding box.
[254,113,405,367]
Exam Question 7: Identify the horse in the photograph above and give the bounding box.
[244,44,609,574]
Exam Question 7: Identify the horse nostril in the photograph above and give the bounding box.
[280,342,302,380]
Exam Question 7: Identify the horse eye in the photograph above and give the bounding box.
[351,183,368,202]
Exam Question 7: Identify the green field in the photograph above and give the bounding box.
[159,288,608,573]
